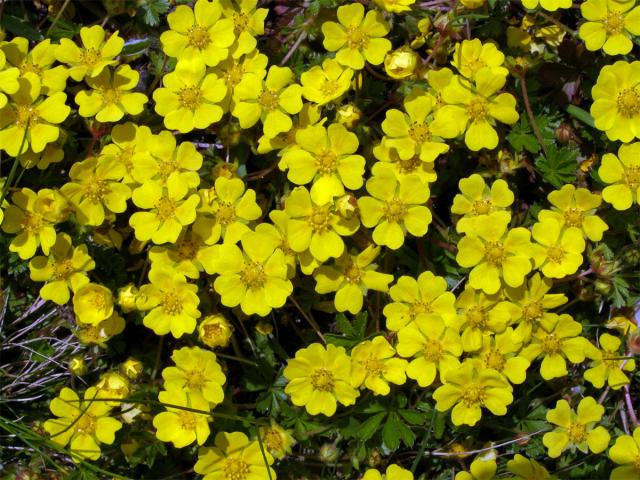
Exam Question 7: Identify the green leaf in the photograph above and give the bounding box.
[1,15,43,41]
[535,145,578,188]
[382,413,403,451]
[122,38,154,57]
[357,412,386,441]
[507,117,540,153]
[336,313,356,337]
[138,0,170,26]
[566,105,595,128]
[399,409,427,426]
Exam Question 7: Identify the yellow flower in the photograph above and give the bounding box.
[451,39,509,81]
[153,387,211,448]
[521,0,571,10]
[456,286,511,352]
[538,184,608,241]
[202,230,293,316]
[95,371,130,406]
[211,49,268,113]
[75,313,125,346]
[336,103,363,129]
[300,58,353,105]
[451,174,513,234]
[358,171,431,250]
[397,315,463,387]
[160,0,235,66]
[0,51,20,110]
[531,218,585,278]
[220,0,268,58]
[500,273,568,341]
[0,75,70,157]
[162,346,226,406]
[75,64,147,122]
[259,422,296,460]
[321,3,391,70]
[28,233,94,304]
[455,455,498,480]
[255,210,298,278]
[282,123,365,204]
[371,148,438,186]
[599,142,640,210]
[543,397,610,458]
[194,431,276,480]
[350,336,408,395]
[373,0,417,13]
[120,358,143,380]
[193,176,261,245]
[19,142,64,170]
[314,245,393,314]
[258,102,324,155]
[384,46,418,80]
[437,70,519,151]
[153,59,226,133]
[381,89,456,162]
[1,187,62,259]
[198,314,234,349]
[363,464,414,480]
[2,38,66,97]
[457,219,533,294]
[98,122,153,185]
[284,186,359,262]
[44,387,122,462]
[233,65,303,138]
[56,25,124,80]
[521,313,596,379]
[148,231,206,279]
[129,174,200,245]
[283,343,359,416]
[137,268,201,337]
[579,0,640,55]
[73,282,114,325]
[584,333,635,389]
[506,454,553,480]
[591,60,640,142]
[470,328,531,384]
[609,427,640,480]
[433,360,513,426]
[61,156,131,226]
[384,271,457,332]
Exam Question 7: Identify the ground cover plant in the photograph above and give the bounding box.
[0,0,639,478]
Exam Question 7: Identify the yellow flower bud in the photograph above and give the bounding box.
[255,320,273,335]
[336,104,362,129]
[198,314,233,348]
[68,356,87,376]
[384,47,418,80]
[460,0,486,8]
[335,194,358,220]
[95,371,130,406]
[212,161,239,180]
[120,358,143,380]
[117,284,139,313]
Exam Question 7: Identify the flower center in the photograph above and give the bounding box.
[178,86,202,110]
[20,61,43,76]
[602,350,621,369]
[422,339,443,362]
[21,211,44,234]
[473,199,492,215]
[315,149,338,174]
[263,429,283,451]
[80,48,101,67]
[345,26,369,49]
[363,357,385,376]
[84,178,110,203]
[155,197,178,221]
[409,300,432,318]
[53,259,75,280]
[465,58,487,76]
[465,306,487,328]
[233,12,250,35]
[617,88,640,118]
[483,349,506,371]
[484,241,505,266]
[563,207,584,227]
[383,199,407,223]
[258,89,280,111]
[202,324,225,342]
[310,367,335,391]
[187,25,211,50]
[240,261,266,289]
[408,121,431,143]
[603,10,625,35]
[226,64,245,88]
[101,87,121,104]
[184,369,207,390]
[15,105,39,128]
[162,291,183,316]
[522,301,543,322]
[178,412,198,430]
[546,246,565,264]
[216,202,237,226]
[320,79,341,98]
[344,263,362,284]
[224,457,250,480]
[309,206,331,233]
[467,98,489,122]
[157,159,179,180]
[566,422,587,443]
[541,334,561,354]
[75,414,96,434]
[397,155,422,174]
[177,239,199,260]
[624,166,640,190]
[462,383,486,407]
[89,289,109,310]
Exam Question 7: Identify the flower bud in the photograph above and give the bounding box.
[117,284,139,312]
[336,104,362,129]
[319,443,339,463]
[121,358,143,380]
[384,47,419,80]
[256,320,273,335]
[68,356,87,376]
[198,314,233,348]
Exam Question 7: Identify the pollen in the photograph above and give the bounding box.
[462,383,486,407]
[467,98,489,122]
[233,12,250,35]
[178,411,198,430]
[84,178,110,203]
[472,199,492,215]
[240,261,266,289]
[483,349,506,371]
[363,357,385,377]
[309,206,331,233]
[408,121,432,143]
[563,207,584,227]
[483,241,505,266]
[15,105,39,128]
[315,149,338,174]
[53,259,75,280]
[603,10,625,35]
[224,457,250,480]
[215,202,237,226]
[80,48,101,67]
[422,339,443,362]
[21,211,44,234]
[155,197,178,221]
[566,422,587,443]
[311,367,335,391]
[162,291,184,316]
[383,199,407,223]
[184,369,207,390]
[345,26,369,50]
[546,246,566,264]
[178,86,203,110]
[465,306,487,329]
[624,166,640,190]
[75,414,96,434]
[540,334,561,355]
[344,263,362,284]
[186,25,211,50]
[258,90,280,111]
[616,88,640,118]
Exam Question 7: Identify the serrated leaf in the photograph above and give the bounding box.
[139,0,169,26]
[324,333,359,348]
[535,145,577,187]
[399,409,427,426]
[382,413,402,451]
[336,313,356,337]
[1,15,43,41]
[357,412,386,441]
